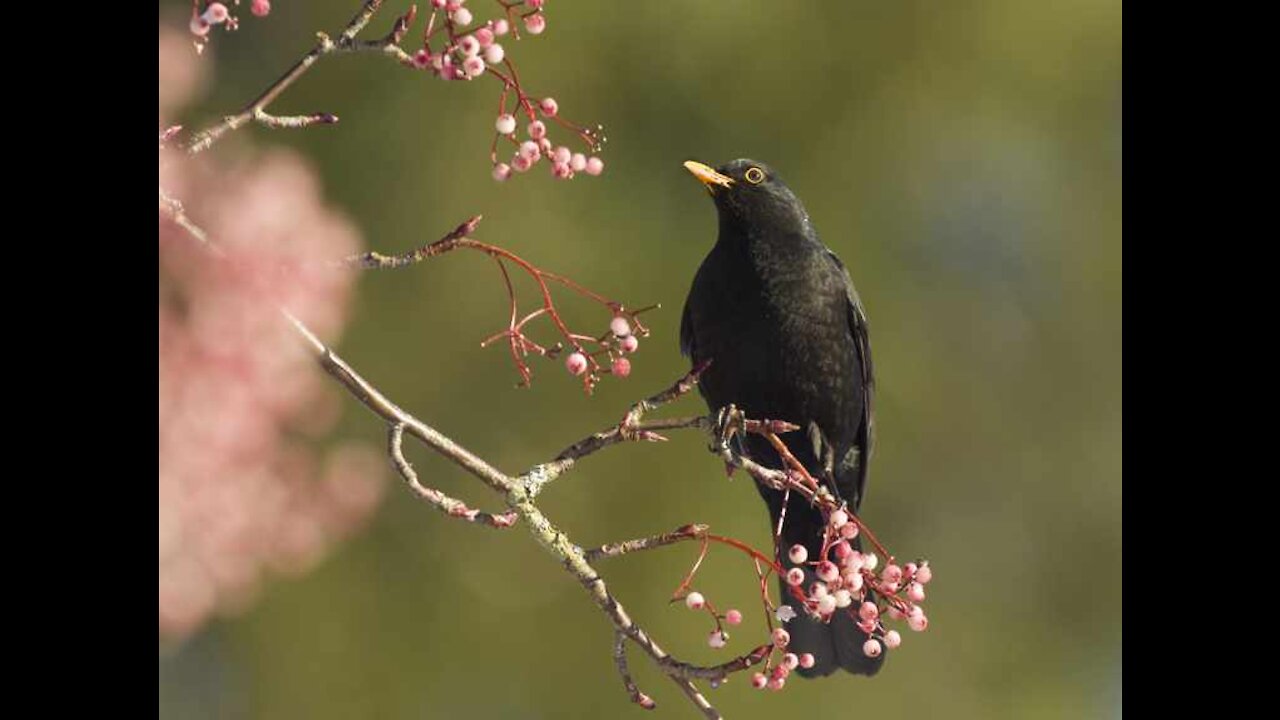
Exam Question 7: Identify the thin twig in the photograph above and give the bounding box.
[388,424,518,528]
[614,631,656,710]
[585,524,709,563]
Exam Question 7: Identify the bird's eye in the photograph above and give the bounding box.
[745,167,765,184]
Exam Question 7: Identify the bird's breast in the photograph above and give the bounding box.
[686,241,860,436]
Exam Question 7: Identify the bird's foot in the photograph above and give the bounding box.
[712,404,747,455]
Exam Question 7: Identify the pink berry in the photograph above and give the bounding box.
[483,43,505,65]
[881,581,900,594]
[412,49,432,68]
[445,0,461,10]
[842,551,864,571]
[458,35,480,56]
[832,540,853,561]
[452,8,473,25]
[767,676,785,691]
[610,316,631,337]
[844,572,863,593]
[772,628,790,648]
[611,357,631,377]
[553,146,572,166]
[565,352,588,376]
[833,589,853,608]
[808,582,828,600]
[708,630,727,649]
[904,562,918,577]
[540,97,560,117]
[524,12,546,34]
[528,121,547,140]
[857,617,877,634]
[637,694,655,710]
[782,653,799,670]
[816,561,838,583]
[863,553,878,571]
[620,335,639,353]
[907,582,926,602]
[462,56,486,78]
[432,0,447,7]
[685,591,705,610]
[551,161,573,180]
[492,163,512,182]
[829,509,849,528]
[495,114,517,135]
[881,564,903,584]
[474,27,495,48]
[570,153,587,172]
[511,154,532,172]
[908,613,929,632]
[862,639,882,658]
[585,156,605,175]
[840,522,859,539]
[202,3,229,24]
[725,609,743,625]
[527,0,545,8]
[788,544,808,564]
[916,564,932,584]
[190,16,211,36]
[751,673,767,689]
[858,601,879,621]
[785,568,804,586]
[251,0,270,17]
[493,18,510,35]
[887,606,906,620]
[519,140,541,162]
[799,653,815,669]
[538,137,553,154]
[816,594,837,615]
[884,630,902,649]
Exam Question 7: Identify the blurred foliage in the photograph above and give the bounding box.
[159,1,1121,718]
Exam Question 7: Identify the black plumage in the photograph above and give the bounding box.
[680,159,884,677]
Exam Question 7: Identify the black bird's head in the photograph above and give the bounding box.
[683,158,813,240]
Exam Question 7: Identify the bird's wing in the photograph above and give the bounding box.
[679,293,696,358]
[826,250,874,510]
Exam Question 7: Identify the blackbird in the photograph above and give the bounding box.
[680,159,884,677]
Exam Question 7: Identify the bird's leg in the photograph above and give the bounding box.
[806,421,840,495]
[711,404,749,465]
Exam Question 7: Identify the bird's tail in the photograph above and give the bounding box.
[775,508,886,678]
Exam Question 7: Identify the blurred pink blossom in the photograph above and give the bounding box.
[159,30,386,645]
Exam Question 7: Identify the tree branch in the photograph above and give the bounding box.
[185,0,416,155]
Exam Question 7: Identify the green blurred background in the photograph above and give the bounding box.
[159,1,1121,718]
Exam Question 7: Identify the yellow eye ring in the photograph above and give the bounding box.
[745,167,765,184]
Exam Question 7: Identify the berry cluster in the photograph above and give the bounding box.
[657,419,934,693]
[562,314,643,386]
[680,591,744,652]
[189,1,271,51]
[185,2,604,180]
[399,1,606,182]
[781,508,933,661]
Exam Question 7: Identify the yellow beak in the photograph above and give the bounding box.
[683,160,735,191]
